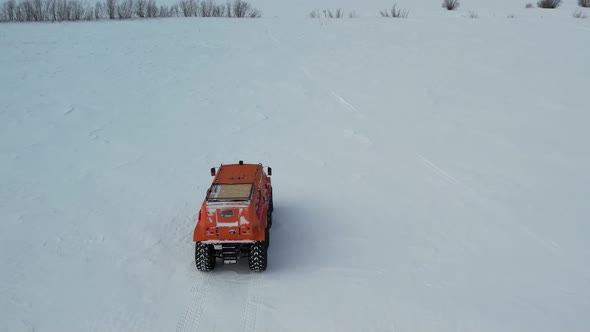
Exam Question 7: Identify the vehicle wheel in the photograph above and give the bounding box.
[195,242,215,272]
[248,241,267,272]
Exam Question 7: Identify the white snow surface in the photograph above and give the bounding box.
[2,4,590,332]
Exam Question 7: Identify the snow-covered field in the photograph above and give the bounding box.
[2,1,590,331]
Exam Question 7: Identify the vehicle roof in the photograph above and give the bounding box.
[207,183,253,202]
[212,163,260,185]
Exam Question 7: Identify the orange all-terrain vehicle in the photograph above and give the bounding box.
[193,161,273,272]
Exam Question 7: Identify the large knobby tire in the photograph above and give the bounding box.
[195,242,215,272]
[249,241,267,272]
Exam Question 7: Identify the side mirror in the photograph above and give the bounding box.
[210,167,216,176]
[267,167,272,176]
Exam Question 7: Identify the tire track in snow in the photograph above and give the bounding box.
[301,67,314,80]
[416,153,563,252]
[177,23,277,332]
[300,66,365,118]
[300,65,364,118]
[343,129,374,148]
[88,120,112,144]
[266,21,365,121]
[416,153,475,194]
[241,275,264,332]
[175,272,211,332]
[265,24,280,45]
[330,91,362,115]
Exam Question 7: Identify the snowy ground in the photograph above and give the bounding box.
[1,3,590,332]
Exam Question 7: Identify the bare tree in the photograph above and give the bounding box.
[83,2,93,19]
[15,1,25,20]
[0,2,7,21]
[537,0,561,8]
[211,2,224,16]
[117,0,133,18]
[578,0,590,7]
[32,0,43,21]
[232,0,246,17]
[94,1,103,19]
[195,0,232,17]
[0,0,266,23]
[3,0,16,21]
[179,0,196,16]
[57,0,69,21]
[170,3,178,16]
[21,0,33,21]
[135,0,145,17]
[442,0,459,10]
[45,0,57,21]
[158,4,169,16]
[8,0,16,20]
[106,0,115,18]
[146,0,157,17]
[43,0,57,21]
[70,0,84,20]
[200,0,213,16]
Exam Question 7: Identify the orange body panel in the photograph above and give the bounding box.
[193,162,272,243]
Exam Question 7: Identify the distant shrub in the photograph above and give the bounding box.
[94,1,104,19]
[442,0,459,10]
[179,0,196,17]
[507,13,517,18]
[0,0,261,22]
[200,0,225,17]
[146,0,157,17]
[116,0,132,18]
[467,10,478,18]
[106,0,115,18]
[158,4,170,16]
[573,9,587,17]
[579,0,590,7]
[537,0,561,8]
[309,8,355,18]
[232,0,260,18]
[324,8,344,18]
[525,3,534,8]
[134,0,145,17]
[169,3,179,16]
[380,4,408,18]
[0,0,15,21]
